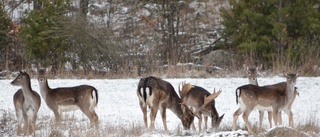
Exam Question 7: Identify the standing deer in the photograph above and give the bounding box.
[232,71,300,134]
[11,71,41,136]
[36,68,99,127]
[179,82,224,131]
[245,65,300,131]
[137,76,194,131]
[244,64,273,130]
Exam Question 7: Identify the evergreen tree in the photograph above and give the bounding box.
[0,3,12,73]
[220,0,320,67]
[20,0,71,69]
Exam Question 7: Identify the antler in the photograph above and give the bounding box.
[178,81,193,99]
[195,88,222,114]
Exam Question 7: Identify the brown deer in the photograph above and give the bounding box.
[244,64,273,130]
[11,71,41,136]
[179,82,224,131]
[244,65,300,131]
[137,76,194,131]
[232,71,300,134]
[36,68,99,127]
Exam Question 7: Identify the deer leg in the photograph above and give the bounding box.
[289,111,294,127]
[16,110,23,135]
[204,115,208,131]
[242,109,254,134]
[23,116,29,136]
[278,111,282,125]
[258,111,264,131]
[150,105,159,129]
[232,108,243,131]
[92,110,99,127]
[160,103,168,131]
[272,110,279,126]
[191,121,196,131]
[139,102,148,128]
[53,110,61,126]
[198,113,203,132]
[283,109,293,127]
[32,117,36,136]
[80,107,98,127]
[268,111,273,128]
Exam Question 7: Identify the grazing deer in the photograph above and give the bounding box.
[137,76,194,131]
[36,68,99,127]
[232,71,300,134]
[179,82,224,131]
[11,71,41,136]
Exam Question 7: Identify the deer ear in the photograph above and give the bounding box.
[180,103,188,113]
[243,64,247,71]
[296,71,301,77]
[282,71,287,77]
[220,113,225,120]
[257,64,262,71]
[46,66,52,73]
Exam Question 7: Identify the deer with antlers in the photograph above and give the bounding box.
[137,76,194,131]
[36,68,99,127]
[179,82,224,132]
[232,71,300,134]
[11,71,41,136]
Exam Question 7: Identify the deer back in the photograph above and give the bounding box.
[46,85,98,107]
[236,83,288,109]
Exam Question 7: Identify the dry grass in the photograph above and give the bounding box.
[1,108,320,137]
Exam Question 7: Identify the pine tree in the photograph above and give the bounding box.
[0,3,12,76]
[20,0,71,69]
[220,0,320,67]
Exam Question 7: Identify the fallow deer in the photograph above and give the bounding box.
[137,76,194,131]
[11,71,41,136]
[245,65,300,131]
[179,82,224,131]
[232,71,300,134]
[36,68,99,127]
[244,64,273,130]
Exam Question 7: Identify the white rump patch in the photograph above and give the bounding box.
[90,90,97,110]
[138,87,154,106]
[145,87,150,97]
[145,87,154,106]
[140,88,144,97]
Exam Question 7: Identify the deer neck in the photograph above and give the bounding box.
[167,91,184,120]
[286,82,295,102]
[21,79,35,102]
[249,79,258,86]
[39,79,51,101]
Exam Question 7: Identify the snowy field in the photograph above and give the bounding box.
[1,76,320,136]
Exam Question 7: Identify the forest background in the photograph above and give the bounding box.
[1,0,320,78]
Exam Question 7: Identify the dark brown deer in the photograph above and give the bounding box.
[179,82,224,131]
[137,76,194,131]
[11,71,41,136]
[232,71,300,134]
[37,68,99,127]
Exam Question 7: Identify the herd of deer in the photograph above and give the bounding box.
[10,65,300,136]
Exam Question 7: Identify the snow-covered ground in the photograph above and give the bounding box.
[1,76,319,136]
